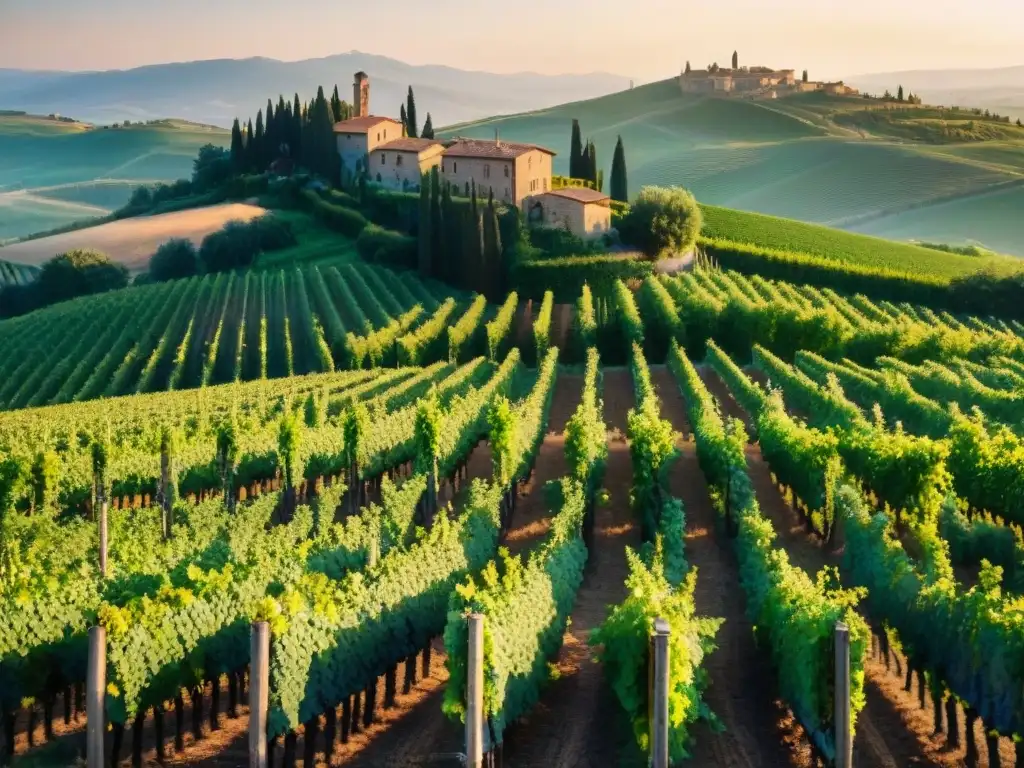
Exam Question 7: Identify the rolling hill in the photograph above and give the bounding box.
[0,52,630,130]
[443,79,1024,255]
[0,115,229,242]
[847,65,1024,121]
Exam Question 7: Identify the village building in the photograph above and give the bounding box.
[678,55,858,99]
[528,187,612,240]
[332,72,559,201]
[368,138,445,191]
[440,138,555,208]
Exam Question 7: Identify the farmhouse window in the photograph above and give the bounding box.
[504,187,510,200]
[504,165,510,178]
[484,164,491,179]
[396,155,403,166]
[453,162,458,173]
[381,154,386,165]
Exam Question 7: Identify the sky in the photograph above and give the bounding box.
[2,0,1021,79]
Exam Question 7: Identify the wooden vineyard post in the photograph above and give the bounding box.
[249,622,270,768]
[86,626,106,768]
[466,614,484,768]
[98,499,109,579]
[834,621,852,768]
[650,618,670,768]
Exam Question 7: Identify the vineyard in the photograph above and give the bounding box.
[0,260,36,288]
[4,263,1024,767]
[0,263,492,411]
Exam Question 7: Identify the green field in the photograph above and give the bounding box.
[0,116,229,242]
[445,80,1024,256]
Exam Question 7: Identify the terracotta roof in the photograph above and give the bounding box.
[442,138,556,160]
[374,137,444,153]
[332,115,403,134]
[543,187,611,204]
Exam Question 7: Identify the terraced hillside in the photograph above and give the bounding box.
[444,79,1024,255]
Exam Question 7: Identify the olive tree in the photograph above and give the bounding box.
[619,186,703,260]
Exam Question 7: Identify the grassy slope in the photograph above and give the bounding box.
[444,80,1024,255]
[0,117,229,241]
[700,204,1018,279]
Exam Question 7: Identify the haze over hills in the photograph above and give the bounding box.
[0,51,631,129]
[846,65,1024,120]
[445,79,1024,255]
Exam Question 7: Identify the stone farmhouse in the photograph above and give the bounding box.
[332,73,605,239]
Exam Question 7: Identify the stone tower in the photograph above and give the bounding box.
[354,72,370,118]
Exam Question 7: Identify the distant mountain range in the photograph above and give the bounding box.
[846,65,1024,119]
[0,51,632,129]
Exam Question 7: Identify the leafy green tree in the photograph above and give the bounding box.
[610,135,628,203]
[619,186,703,260]
[422,113,435,139]
[37,249,129,305]
[570,119,583,178]
[406,86,419,138]
[192,144,232,190]
[732,50,738,69]
[149,238,199,282]
[230,118,244,172]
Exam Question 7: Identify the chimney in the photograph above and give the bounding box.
[353,71,369,118]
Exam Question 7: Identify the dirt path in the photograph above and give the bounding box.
[702,365,1018,767]
[548,303,574,354]
[650,365,807,768]
[501,368,643,767]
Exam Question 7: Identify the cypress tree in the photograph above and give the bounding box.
[400,104,408,136]
[422,113,434,139]
[483,190,502,300]
[230,118,244,173]
[442,183,461,285]
[312,87,337,182]
[245,119,254,171]
[406,86,418,139]
[802,69,809,83]
[254,109,265,172]
[430,168,444,280]
[464,182,484,294]
[292,93,303,162]
[569,119,583,178]
[732,50,738,70]
[610,135,628,202]
[897,85,904,102]
[277,95,288,156]
[685,61,691,74]
[265,99,275,162]
[418,172,432,278]
[331,85,343,122]
[587,140,598,187]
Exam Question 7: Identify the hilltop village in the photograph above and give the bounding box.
[680,51,858,99]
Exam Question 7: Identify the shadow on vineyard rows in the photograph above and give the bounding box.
[699,363,1019,767]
